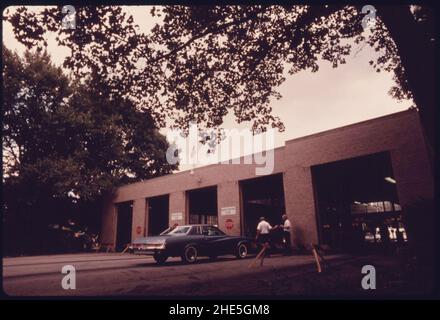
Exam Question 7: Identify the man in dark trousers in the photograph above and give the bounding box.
[281,214,293,255]
[256,217,272,256]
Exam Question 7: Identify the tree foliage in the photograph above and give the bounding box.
[4,5,436,142]
[3,46,176,202]
[3,45,177,253]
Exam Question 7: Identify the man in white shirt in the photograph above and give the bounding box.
[281,214,293,255]
[256,217,272,254]
[256,217,272,236]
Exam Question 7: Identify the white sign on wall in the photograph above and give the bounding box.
[220,206,236,216]
[171,212,183,221]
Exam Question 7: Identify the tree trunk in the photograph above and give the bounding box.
[378,5,436,158]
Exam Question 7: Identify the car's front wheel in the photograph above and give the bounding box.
[236,242,248,259]
[182,245,198,263]
[153,253,168,264]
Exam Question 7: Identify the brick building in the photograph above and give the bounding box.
[101,110,434,252]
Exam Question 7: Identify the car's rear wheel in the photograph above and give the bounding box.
[236,242,248,259]
[182,245,198,263]
[153,253,168,264]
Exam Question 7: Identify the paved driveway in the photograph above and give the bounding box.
[3,253,352,297]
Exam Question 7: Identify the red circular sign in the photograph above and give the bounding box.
[225,219,234,230]
[136,226,142,234]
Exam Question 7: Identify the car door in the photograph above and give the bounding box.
[201,226,229,255]
[185,225,205,246]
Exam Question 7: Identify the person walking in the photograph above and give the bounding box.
[281,214,293,255]
[256,217,272,256]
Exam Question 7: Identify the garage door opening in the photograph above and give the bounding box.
[312,152,406,253]
[187,186,218,225]
[241,173,285,238]
[116,201,133,251]
[148,195,169,235]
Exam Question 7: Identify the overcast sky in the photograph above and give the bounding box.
[3,6,413,172]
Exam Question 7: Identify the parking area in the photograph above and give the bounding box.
[3,252,361,297]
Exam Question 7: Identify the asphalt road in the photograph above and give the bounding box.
[3,252,350,297]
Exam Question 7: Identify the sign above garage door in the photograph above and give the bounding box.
[171,212,183,221]
[221,206,236,216]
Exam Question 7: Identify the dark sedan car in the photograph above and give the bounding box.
[129,224,253,264]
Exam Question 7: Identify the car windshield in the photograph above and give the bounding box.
[161,226,191,235]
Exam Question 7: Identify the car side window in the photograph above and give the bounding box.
[188,225,201,235]
[202,226,224,236]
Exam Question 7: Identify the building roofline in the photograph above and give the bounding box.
[285,109,418,145]
[117,143,286,190]
[117,109,418,190]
